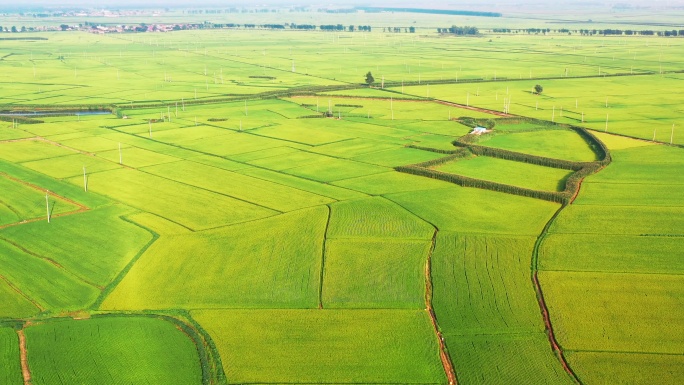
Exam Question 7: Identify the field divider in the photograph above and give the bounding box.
[0,237,103,290]
[532,203,582,384]
[425,229,459,385]
[318,205,332,309]
[0,274,44,313]
[16,328,31,385]
[90,216,159,310]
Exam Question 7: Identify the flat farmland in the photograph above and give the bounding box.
[24,317,202,385]
[433,156,573,192]
[192,309,446,384]
[0,328,22,385]
[102,207,327,309]
[1,15,683,385]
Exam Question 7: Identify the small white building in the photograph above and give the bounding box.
[471,126,488,135]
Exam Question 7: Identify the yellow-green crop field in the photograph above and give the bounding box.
[1,7,683,385]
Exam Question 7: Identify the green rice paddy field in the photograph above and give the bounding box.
[0,11,683,385]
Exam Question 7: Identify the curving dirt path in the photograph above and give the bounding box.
[17,329,31,385]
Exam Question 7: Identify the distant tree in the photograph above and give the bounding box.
[365,71,375,86]
[11,26,17,33]
[409,26,415,33]
[20,26,26,32]
[60,24,69,31]
[534,84,543,94]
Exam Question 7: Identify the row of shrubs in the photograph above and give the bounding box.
[396,118,612,204]
[0,115,44,124]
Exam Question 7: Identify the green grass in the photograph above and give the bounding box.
[96,146,180,168]
[322,239,430,309]
[549,205,684,235]
[68,168,276,230]
[141,160,335,212]
[251,120,353,145]
[540,234,684,274]
[192,309,446,384]
[281,156,389,182]
[476,130,598,161]
[21,153,122,179]
[432,233,542,334]
[24,317,202,385]
[0,140,76,163]
[332,171,454,195]
[0,328,22,385]
[539,271,684,354]
[444,333,574,385]
[574,182,684,206]
[328,197,434,239]
[0,175,80,226]
[102,207,327,310]
[352,146,446,167]
[387,187,559,235]
[566,351,684,385]
[434,156,573,192]
[0,239,99,311]
[0,205,153,287]
[236,167,367,200]
[0,278,40,318]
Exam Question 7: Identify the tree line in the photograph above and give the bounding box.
[437,26,479,35]
[491,27,684,36]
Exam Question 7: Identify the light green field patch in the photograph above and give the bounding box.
[0,176,80,226]
[332,171,454,195]
[236,167,367,201]
[0,140,76,163]
[310,138,398,158]
[0,239,99,311]
[24,317,202,385]
[96,146,179,168]
[566,351,684,385]
[103,207,327,310]
[396,120,472,136]
[590,131,656,150]
[185,132,289,157]
[609,144,684,164]
[588,162,684,185]
[435,156,573,192]
[247,150,333,171]
[323,239,430,308]
[0,279,40,318]
[540,271,684,354]
[444,333,574,385]
[69,168,276,230]
[187,154,250,171]
[407,133,461,151]
[57,136,122,153]
[0,127,33,141]
[0,328,22,385]
[145,125,234,143]
[1,205,152,287]
[388,187,559,235]
[126,212,192,236]
[282,157,389,182]
[21,153,122,179]
[478,129,598,161]
[352,147,446,167]
[549,205,684,235]
[252,120,352,145]
[432,233,542,334]
[540,234,684,274]
[328,197,434,239]
[192,309,446,384]
[228,146,300,162]
[574,182,684,206]
[141,160,334,212]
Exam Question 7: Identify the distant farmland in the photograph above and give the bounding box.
[0,10,683,385]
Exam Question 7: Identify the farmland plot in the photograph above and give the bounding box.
[0,176,80,226]
[102,207,327,309]
[193,309,445,384]
[0,328,22,385]
[24,317,202,385]
[322,239,430,309]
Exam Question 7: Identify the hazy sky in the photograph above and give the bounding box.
[3,0,684,9]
